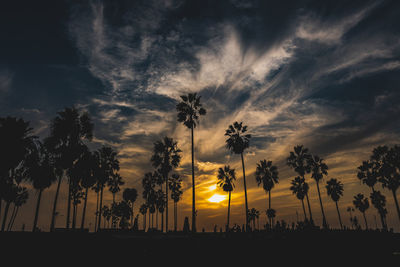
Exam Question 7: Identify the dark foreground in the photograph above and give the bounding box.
[2,230,399,265]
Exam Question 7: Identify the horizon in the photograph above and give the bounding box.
[1,0,400,233]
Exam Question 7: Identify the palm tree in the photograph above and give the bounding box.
[108,173,124,204]
[0,117,36,231]
[346,207,355,229]
[142,172,157,230]
[139,203,148,231]
[255,160,279,227]
[75,151,97,230]
[287,145,313,224]
[326,178,344,229]
[357,158,386,229]
[176,93,206,233]
[123,188,138,227]
[95,146,120,231]
[156,189,166,231]
[217,166,236,231]
[248,208,258,230]
[378,145,400,223]
[353,193,370,230]
[370,190,388,230]
[151,136,181,232]
[45,107,93,230]
[290,176,309,221]
[169,174,183,231]
[308,154,329,228]
[26,142,57,232]
[225,121,251,230]
[7,186,29,231]
[266,208,276,229]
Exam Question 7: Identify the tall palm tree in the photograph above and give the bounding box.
[95,146,120,231]
[139,203,148,231]
[45,107,93,230]
[346,207,355,229]
[378,145,400,223]
[0,117,36,231]
[7,186,29,231]
[287,145,313,224]
[308,154,329,228]
[156,189,166,231]
[176,93,206,233]
[26,142,57,232]
[217,166,236,231]
[76,151,97,230]
[142,172,157,230]
[123,188,138,227]
[353,193,369,230]
[370,190,388,230]
[248,208,258,230]
[108,173,124,204]
[225,121,251,230]
[255,160,279,227]
[169,174,183,231]
[151,136,181,232]
[326,178,344,229]
[266,208,276,228]
[290,176,309,221]
[357,158,386,229]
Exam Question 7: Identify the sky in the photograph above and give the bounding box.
[1,0,400,232]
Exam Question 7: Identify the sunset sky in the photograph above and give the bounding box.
[1,0,400,232]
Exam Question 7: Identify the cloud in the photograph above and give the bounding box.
[0,69,13,93]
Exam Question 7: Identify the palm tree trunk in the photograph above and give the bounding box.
[391,189,400,224]
[240,152,249,231]
[1,201,11,231]
[268,190,272,228]
[94,190,99,232]
[81,187,89,229]
[362,212,368,230]
[165,174,169,233]
[335,201,343,229]
[33,189,43,232]
[66,178,72,229]
[305,192,313,224]
[161,211,164,232]
[316,181,328,228]
[9,206,20,231]
[143,213,146,231]
[227,191,231,230]
[131,205,134,227]
[301,198,308,221]
[97,186,104,231]
[370,187,386,230]
[174,202,177,231]
[50,175,62,232]
[7,204,16,231]
[72,202,77,229]
[191,126,196,233]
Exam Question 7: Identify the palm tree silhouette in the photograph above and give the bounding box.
[266,208,276,229]
[217,166,236,231]
[287,145,313,224]
[108,173,124,204]
[169,174,183,231]
[26,141,57,232]
[0,117,36,232]
[45,107,93,231]
[290,176,309,221]
[176,93,206,233]
[370,190,388,230]
[326,178,344,229]
[142,172,157,230]
[74,150,97,230]
[139,203,148,231]
[357,159,387,229]
[248,208,258,230]
[225,121,251,230]
[151,137,181,232]
[123,188,138,227]
[255,160,279,227]
[377,145,400,223]
[95,146,120,231]
[346,207,355,229]
[309,154,329,228]
[155,189,166,231]
[353,193,370,230]
[7,186,28,231]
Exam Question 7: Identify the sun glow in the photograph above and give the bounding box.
[208,194,227,203]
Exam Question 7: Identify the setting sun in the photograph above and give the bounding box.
[208,194,227,203]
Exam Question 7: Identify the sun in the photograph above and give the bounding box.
[208,194,227,203]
